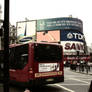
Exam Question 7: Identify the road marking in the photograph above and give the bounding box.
[69,78,90,84]
[65,77,92,81]
[60,84,89,85]
[54,84,75,92]
[79,78,92,80]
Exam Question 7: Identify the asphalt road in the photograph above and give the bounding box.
[32,68,91,92]
[0,67,92,92]
[56,67,92,92]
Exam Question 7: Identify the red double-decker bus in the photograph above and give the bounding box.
[9,42,64,87]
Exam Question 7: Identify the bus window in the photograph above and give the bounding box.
[34,44,62,62]
[21,54,28,66]
[9,44,28,69]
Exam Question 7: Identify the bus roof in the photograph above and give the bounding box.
[9,42,62,48]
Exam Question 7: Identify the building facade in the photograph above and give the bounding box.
[8,17,89,62]
[0,4,17,50]
[0,22,17,50]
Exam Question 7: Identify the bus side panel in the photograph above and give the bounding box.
[9,65,29,82]
[28,43,35,79]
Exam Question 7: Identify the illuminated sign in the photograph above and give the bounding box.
[61,41,84,54]
[65,43,84,50]
[60,30,84,42]
[37,30,60,42]
[17,21,36,43]
[37,17,83,32]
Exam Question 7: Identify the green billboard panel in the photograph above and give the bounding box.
[37,17,83,32]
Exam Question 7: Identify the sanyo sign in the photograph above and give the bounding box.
[61,41,84,53]
[67,32,84,41]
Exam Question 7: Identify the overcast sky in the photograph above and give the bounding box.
[0,0,92,46]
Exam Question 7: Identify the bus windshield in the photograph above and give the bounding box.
[34,44,62,62]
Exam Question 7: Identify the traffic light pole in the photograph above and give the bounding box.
[3,0,10,92]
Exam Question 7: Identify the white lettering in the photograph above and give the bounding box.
[65,43,84,51]
[67,32,84,40]
[73,33,78,39]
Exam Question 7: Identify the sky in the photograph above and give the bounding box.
[0,0,92,46]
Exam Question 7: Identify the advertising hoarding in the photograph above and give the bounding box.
[61,41,84,55]
[37,17,83,32]
[17,21,36,43]
[37,30,60,42]
[60,30,85,42]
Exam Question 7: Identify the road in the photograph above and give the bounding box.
[56,67,92,92]
[30,68,91,92]
[0,67,92,92]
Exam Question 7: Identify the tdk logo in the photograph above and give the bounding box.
[67,32,84,40]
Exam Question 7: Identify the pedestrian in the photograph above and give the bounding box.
[88,61,90,71]
[70,61,73,70]
[79,61,84,72]
[74,61,77,71]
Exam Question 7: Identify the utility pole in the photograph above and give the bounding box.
[3,0,10,92]
[0,5,2,50]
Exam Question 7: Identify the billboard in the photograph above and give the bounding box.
[39,63,60,72]
[17,20,36,43]
[37,30,60,42]
[60,30,85,42]
[37,17,83,32]
[61,41,84,55]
